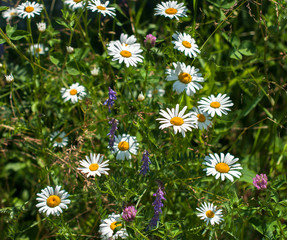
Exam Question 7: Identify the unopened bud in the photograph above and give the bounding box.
[66,46,74,53]
[36,22,46,32]
[5,73,14,83]
[138,92,145,101]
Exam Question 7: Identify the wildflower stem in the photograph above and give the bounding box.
[199,0,248,51]
[27,18,34,62]
[0,29,54,74]
[127,225,149,240]
[40,0,52,26]
[98,14,106,51]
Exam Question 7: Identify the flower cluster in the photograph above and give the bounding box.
[122,206,137,222]
[253,174,268,190]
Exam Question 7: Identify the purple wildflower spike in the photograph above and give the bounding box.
[104,87,117,112]
[107,118,118,150]
[140,150,151,176]
[147,181,166,230]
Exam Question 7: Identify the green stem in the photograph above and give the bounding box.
[128,225,149,240]
[98,14,106,50]
[0,29,53,74]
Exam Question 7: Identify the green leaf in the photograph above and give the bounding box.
[230,49,242,60]
[10,30,30,40]
[207,0,236,9]
[6,24,17,38]
[238,167,257,183]
[0,6,9,12]
[50,52,64,66]
[238,40,256,56]
[66,63,80,75]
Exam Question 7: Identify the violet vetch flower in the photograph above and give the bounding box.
[148,181,166,230]
[140,150,151,176]
[253,173,268,190]
[104,87,117,112]
[122,206,137,222]
[107,118,118,150]
[144,34,156,48]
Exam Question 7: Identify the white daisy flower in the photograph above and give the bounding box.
[155,1,187,20]
[2,8,18,21]
[99,213,128,239]
[64,0,84,10]
[109,33,140,50]
[146,88,165,98]
[5,74,14,83]
[198,93,234,117]
[50,131,68,148]
[107,41,143,67]
[77,153,110,177]
[190,107,212,130]
[165,62,204,96]
[36,186,70,216]
[196,202,223,225]
[36,22,46,32]
[61,83,87,103]
[172,32,200,58]
[203,153,243,182]
[29,44,48,56]
[111,134,139,160]
[16,1,42,19]
[88,0,116,17]
[156,104,197,137]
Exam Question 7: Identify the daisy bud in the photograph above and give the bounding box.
[66,46,74,54]
[5,74,14,83]
[122,206,137,222]
[144,34,156,48]
[253,173,268,190]
[36,22,46,32]
[0,63,3,68]
[91,66,99,76]
[137,92,145,101]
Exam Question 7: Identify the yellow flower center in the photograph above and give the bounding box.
[56,137,63,143]
[70,89,78,95]
[210,101,221,108]
[182,41,191,48]
[46,195,61,208]
[165,8,178,15]
[118,141,129,151]
[110,221,122,231]
[89,163,99,171]
[10,12,17,16]
[25,6,34,13]
[36,48,42,53]
[97,6,106,10]
[73,0,82,2]
[197,114,206,122]
[170,117,184,126]
[178,72,192,84]
[215,163,230,173]
[120,50,132,58]
[205,210,215,218]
